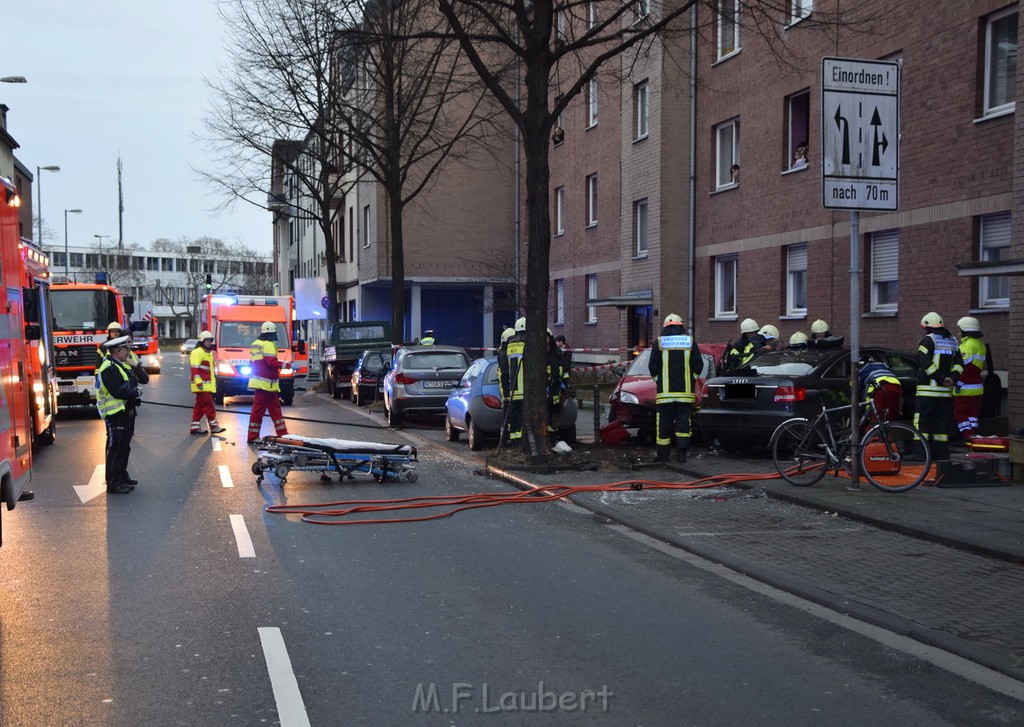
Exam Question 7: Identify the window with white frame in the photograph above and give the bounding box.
[787,90,810,170]
[786,244,808,315]
[362,205,370,247]
[984,7,1017,115]
[634,80,649,140]
[714,255,737,317]
[555,278,565,324]
[634,199,649,256]
[870,230,899,313]
[979,211,1011,308]
[788,0,812,24]
[586,174,598,226]
[715,119,740,189]
[588,1,599,29]
[586,274,598,323]
[717,0,741,60]
[587,78,598,127]
[554,186,565,235]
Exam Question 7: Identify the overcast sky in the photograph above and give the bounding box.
[4,1,271,254]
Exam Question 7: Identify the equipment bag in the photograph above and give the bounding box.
[863,439,902,475]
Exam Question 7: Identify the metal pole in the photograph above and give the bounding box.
[64,209,69,278]
[849,210,861,490]
[592,384,601,442]
[36,166,42,246]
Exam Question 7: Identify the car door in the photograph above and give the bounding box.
[881,351,920,420]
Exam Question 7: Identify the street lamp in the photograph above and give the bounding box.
[64,209,82,277]
[0,76,28,83]
[36,165,60,245]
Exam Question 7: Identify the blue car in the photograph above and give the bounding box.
[444,357,578,451]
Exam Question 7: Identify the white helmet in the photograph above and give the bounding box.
[789,331,808,346]
[514,317,527,332]
[956,316,980,333]
[199,330,214,341]
[260,321,278,334]
[663,313,683,327]
[500,327,516,343]
[758,324,779,340]
[740,318,759,334]
[811,319,830,335]
[107,321,123,331]
[920,312,943,329]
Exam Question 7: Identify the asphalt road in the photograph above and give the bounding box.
[1,354,1022,726]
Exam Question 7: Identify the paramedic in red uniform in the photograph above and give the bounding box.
[247,321,290,444]
[189,330,226,435]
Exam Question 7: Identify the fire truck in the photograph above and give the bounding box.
[1,178,37,544]
[200,294,305,406]
[50,280,134,407]
[20,239,58,449]
[129,313,162,373]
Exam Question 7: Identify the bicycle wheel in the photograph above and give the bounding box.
[860,421,931,492]
[771,418,830,487]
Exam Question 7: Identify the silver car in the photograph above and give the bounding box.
[382,345,470,426]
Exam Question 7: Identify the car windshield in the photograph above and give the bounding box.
[748,350,826,377]
[361,352,390,370]
[404,352,468,370]
[331,324,388,342]
[625,349,651,376]
[51,289,118,330]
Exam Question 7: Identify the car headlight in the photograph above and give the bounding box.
[217,361,235,375]
[619,391,640,406]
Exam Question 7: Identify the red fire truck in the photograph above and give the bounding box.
[129,313,162,374]
[1,178,37,544]
[50,281,134,407]
[19,239,58,449]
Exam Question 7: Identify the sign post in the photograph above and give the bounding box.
[822,57,900,490]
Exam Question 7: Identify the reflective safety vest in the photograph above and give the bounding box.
[95,358,129,419]
[650,331,700,404]
[507,338,525,401]
[956,336,987,397]
[248,338,281,392]
[916,332,964,399]
[189,345,216,393]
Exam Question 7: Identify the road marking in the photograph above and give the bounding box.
[212,437,222,452]
[74,465,107,503]
[258,627,312,727]
[219,464,234,488]
[229,514,255,557]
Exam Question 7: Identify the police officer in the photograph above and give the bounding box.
[954,316,987,439]
[504,317,527,445]
[189,330,226,436]
[420,330,436,346]
[96,335,144,494]
[649,314,704,463]
[724,318,763,372]
[247,321,290,444]
[914,312,963,460]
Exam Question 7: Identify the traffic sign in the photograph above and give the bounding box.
[822,57,900,211]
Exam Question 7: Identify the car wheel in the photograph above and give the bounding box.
[353,387,363,407]
[329,372,340,399]
[281,393,294,406]
[445,416,460,442]
[468,418,485,451]
[387,404,402,427]
[214,393,225,406]
[557,425,577,445]
[38,419,56,447]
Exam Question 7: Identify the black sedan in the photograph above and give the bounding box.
[697,343,920,451]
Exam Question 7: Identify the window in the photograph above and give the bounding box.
[634,199,649,256]
[162,258,174,272]
[786,90,810,170]
[51,251,66,267]
[136,255,146,270]
[554,186,565,235]
[588,1,598,29]
[984,7,1017,115]
[715,119,740,189]
[178,287,187,305]
[362,205,371,247]
[870,230,899,313]
[788,0,811,24]
[586,174,598,226]
[86,254,99,268]
[634,80,649,140]
[70,252,84,268]
[147,256,160,271]
[979,211,1011,308]
[586,274,598,323]
[203,260,215,273]
[786,244,807,315]
[714,255,737,317]
[717,0,741,60]
[587,79,598,127]
[555,279,565,325]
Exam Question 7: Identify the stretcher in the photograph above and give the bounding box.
[252,436,418,485]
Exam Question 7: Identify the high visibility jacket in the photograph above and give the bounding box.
[189,345,216,393]
[956,335,987,397]
[649,325,704,404]
[507,336,525,401]
[248,338,282,392]
[96,358,131,419]
[916,330,964,399]
[724,333,763,372]
[546,344,569,404]
[860,361,900,398]
[420,336,435,346]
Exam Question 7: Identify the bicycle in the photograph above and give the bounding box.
[769,395,932,493]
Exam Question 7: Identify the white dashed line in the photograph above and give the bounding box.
[211,437,222,452]
[258,627,312,727]
[229,514,255,558]
[219,464,234,488]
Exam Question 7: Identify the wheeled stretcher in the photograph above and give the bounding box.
[252,436,418,484]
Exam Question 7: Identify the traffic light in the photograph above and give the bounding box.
[205,273,212,291]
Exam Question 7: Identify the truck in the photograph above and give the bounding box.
[321,321,392,400]
[50,280,134,407]
[129,313,162,374]
[1,178,38,544]
[19,237,58,450]
[200,294,305,406]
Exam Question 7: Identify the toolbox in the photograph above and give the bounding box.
[964,436,1010,453]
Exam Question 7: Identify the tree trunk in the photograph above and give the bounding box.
[389,188,406,345]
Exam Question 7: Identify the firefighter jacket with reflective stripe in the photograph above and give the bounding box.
[860,361,901,398]
[916,330,964,399]
[649,325,704,404]
[248,338,282,392]
[507,336,525,401]
[956,335,987,397]
[189,345,216,393]
[96,358,135,419]
[546,344,569,404]
[497,342,511,400]
[724,333,763,372]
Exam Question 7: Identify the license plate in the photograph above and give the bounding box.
[58,384,76,393]
[422,380,450,388]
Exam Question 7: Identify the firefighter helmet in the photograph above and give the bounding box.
[740,318,759,334]
[514,317,527,332]
[956,316,981,333]
[920,312,944,329]
[106,321,123,331]
[663,313,683,327]
[260,321,278,334]
[811,319,830,335]
[789,331,808,346]
[199,330,214,342]
[758,324,779,340]
[500,327,516,343]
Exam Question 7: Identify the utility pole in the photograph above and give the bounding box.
[117,156,124,249]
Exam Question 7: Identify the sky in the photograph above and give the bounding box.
[4,1,271,254]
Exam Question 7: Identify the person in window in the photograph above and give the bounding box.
[792,142,809,169]
[730,164,740,184]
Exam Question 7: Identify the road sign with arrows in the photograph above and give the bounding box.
[821,57,900,211]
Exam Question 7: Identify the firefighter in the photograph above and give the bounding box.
[954,316,987,439]
[649,313,704,463]
[98,321,142,368]
[913,312,963,461]
[811,319,831,339]
[246,321,290,444]
[96,335,144,494]
[546,328,569,443]
[788,331,809,349]
[504,317,527,445]
[859,355,903,426]
[723,318,763,372]
[189,330,226,436]
[757,324,781,353]
[497,327,516,404]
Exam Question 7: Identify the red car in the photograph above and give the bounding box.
[607,343,725,443]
